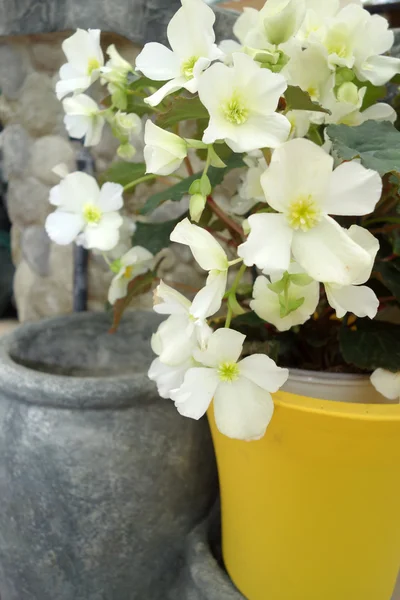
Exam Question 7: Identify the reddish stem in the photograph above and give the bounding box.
[207,196,244,238]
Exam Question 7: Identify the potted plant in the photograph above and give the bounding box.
[42,0,400,598]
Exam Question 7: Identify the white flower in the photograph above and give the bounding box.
[240,0,306,49]
[62,94,105,147]
[238,138,382,286]
[144,120,187,176]
[198,53,290,153]
[170,217,229,315]
[236,153,267,212]
[114,111,142,135]
[96,216,136,261]
[322,82,396,126]
[286,110,312,138]
[370,369,400,401]
[324,225,379,319]
[101,44,133,92]
[170,328,289,440]
[45,172,123,251]
[283,45,334,105]
[151,280,213,366]
[108,246,154,305]
[56,29,104,100]
[251,268,320,331]
[135,0,223,106]
[148,357,193,399]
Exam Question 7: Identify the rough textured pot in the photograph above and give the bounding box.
[208,370,400,600]
[168,504,245,600]
[0,312,218,600]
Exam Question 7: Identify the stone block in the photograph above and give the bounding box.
[30,135,75,186]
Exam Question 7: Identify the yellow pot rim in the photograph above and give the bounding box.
[273,390,400,421]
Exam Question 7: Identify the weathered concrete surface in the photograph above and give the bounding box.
[0,312,218,600]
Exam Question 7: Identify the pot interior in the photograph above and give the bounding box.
[8,312,160,378]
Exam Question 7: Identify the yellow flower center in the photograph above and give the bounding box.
[83,203,102,224]
[306,86,319,101]
[287,195,321,232]
[223,95,249,125]
[87,57,101,75]
[326,28,351,60]
[124,265,134,280]
[181,56,199,79]
[218,361,240,382]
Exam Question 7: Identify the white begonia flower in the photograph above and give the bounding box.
[323,82,396,126]
[97,216,137,261]
[198,53,290,153]
[170,328,289,440]
[238,138,382,286]
[144,120,187,176]
[148,357,193,400]
[135,0,223,107]
[56,29,104,100]
[108,246,154,305]
[114,111,142,135]
[283,45,334,106]
[241,0,306,49]
[170,218,230,316]
[370,369,400,402]
[151,280,213,366]
[45,172,123,251]
[62,94,105,147]
[101,44,133,92]
[286,110,312,138]
[324,224,380,319]
[251,269,320,331]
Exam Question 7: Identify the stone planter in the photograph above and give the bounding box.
[169,504,245,600]
[0,312,218,600]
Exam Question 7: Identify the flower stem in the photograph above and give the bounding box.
[123,174,156,192]
[207,196,244,238]
[225,263,247,329]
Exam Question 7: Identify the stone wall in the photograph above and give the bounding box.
[0,32,208,321]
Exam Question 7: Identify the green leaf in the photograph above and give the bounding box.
[375,260,400,302]
[140,153,244,215]
[156,96,209,129]
[279,295,304,318]
[99,162,146,187]
[289,273,314,287]
[128,74,164,92]
[131,215,185,254]
[110,271,156,333]
[327,121,400,176]
[125,94,154,117]
[340,320,400,371]
[390,73,400,85]
[285,86,331,114]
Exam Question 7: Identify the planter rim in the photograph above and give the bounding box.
[288,368,372,385]
[0,312,158,409]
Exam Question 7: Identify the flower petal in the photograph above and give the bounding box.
[238,213,292,274]
[148,357,191,400]
[292,216,371,285]
[193,328,245,368]
[108,274,129,305]
[97,182,124,212]
[358,55,400,86]
[346,224,379,285]
[239,354,289,393]
[260,138,333,213]
[213,377,274,440]
[135,42,181,80]
[153,280,191,315]
[225,113,290,153]
[170,217,228,271]
[325,283,379,319]
[171,367,219,419]
[84,212,122,251]
[62,29,103,71]
[154,315,196,366]
[45,211,84,245]
[167,0,217,59]
[144,77,188,107]
[190,271,227,320]
[121,246,153,267]
[326,161,382,216]
[370,368,400,401]
[58,172,100,213]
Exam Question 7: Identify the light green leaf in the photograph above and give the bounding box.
[185,138,208,149]
[285,86,331,114]
[228,293,246,316]
[208,145,226,168]
[156,96,209,129]
[327,121,400,176]
[99,162,146,187]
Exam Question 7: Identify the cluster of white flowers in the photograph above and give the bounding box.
[44,0,400,440]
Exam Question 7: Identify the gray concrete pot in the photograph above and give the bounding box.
[0,312,218,600]
[169,505,245,600]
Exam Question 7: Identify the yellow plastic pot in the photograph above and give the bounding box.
[208,374,400,600]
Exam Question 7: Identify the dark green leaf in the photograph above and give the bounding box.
[99,162,146,187]
[390,74,400,85]
[327,121,400,176]
[375,260,400,301]
[128,75,164,92]
[156,96,209,129]
[140,153,244,215]
[110,271,156,333]
[339,320,400,371]
[285,86,331,114]
[131,214,185,254]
